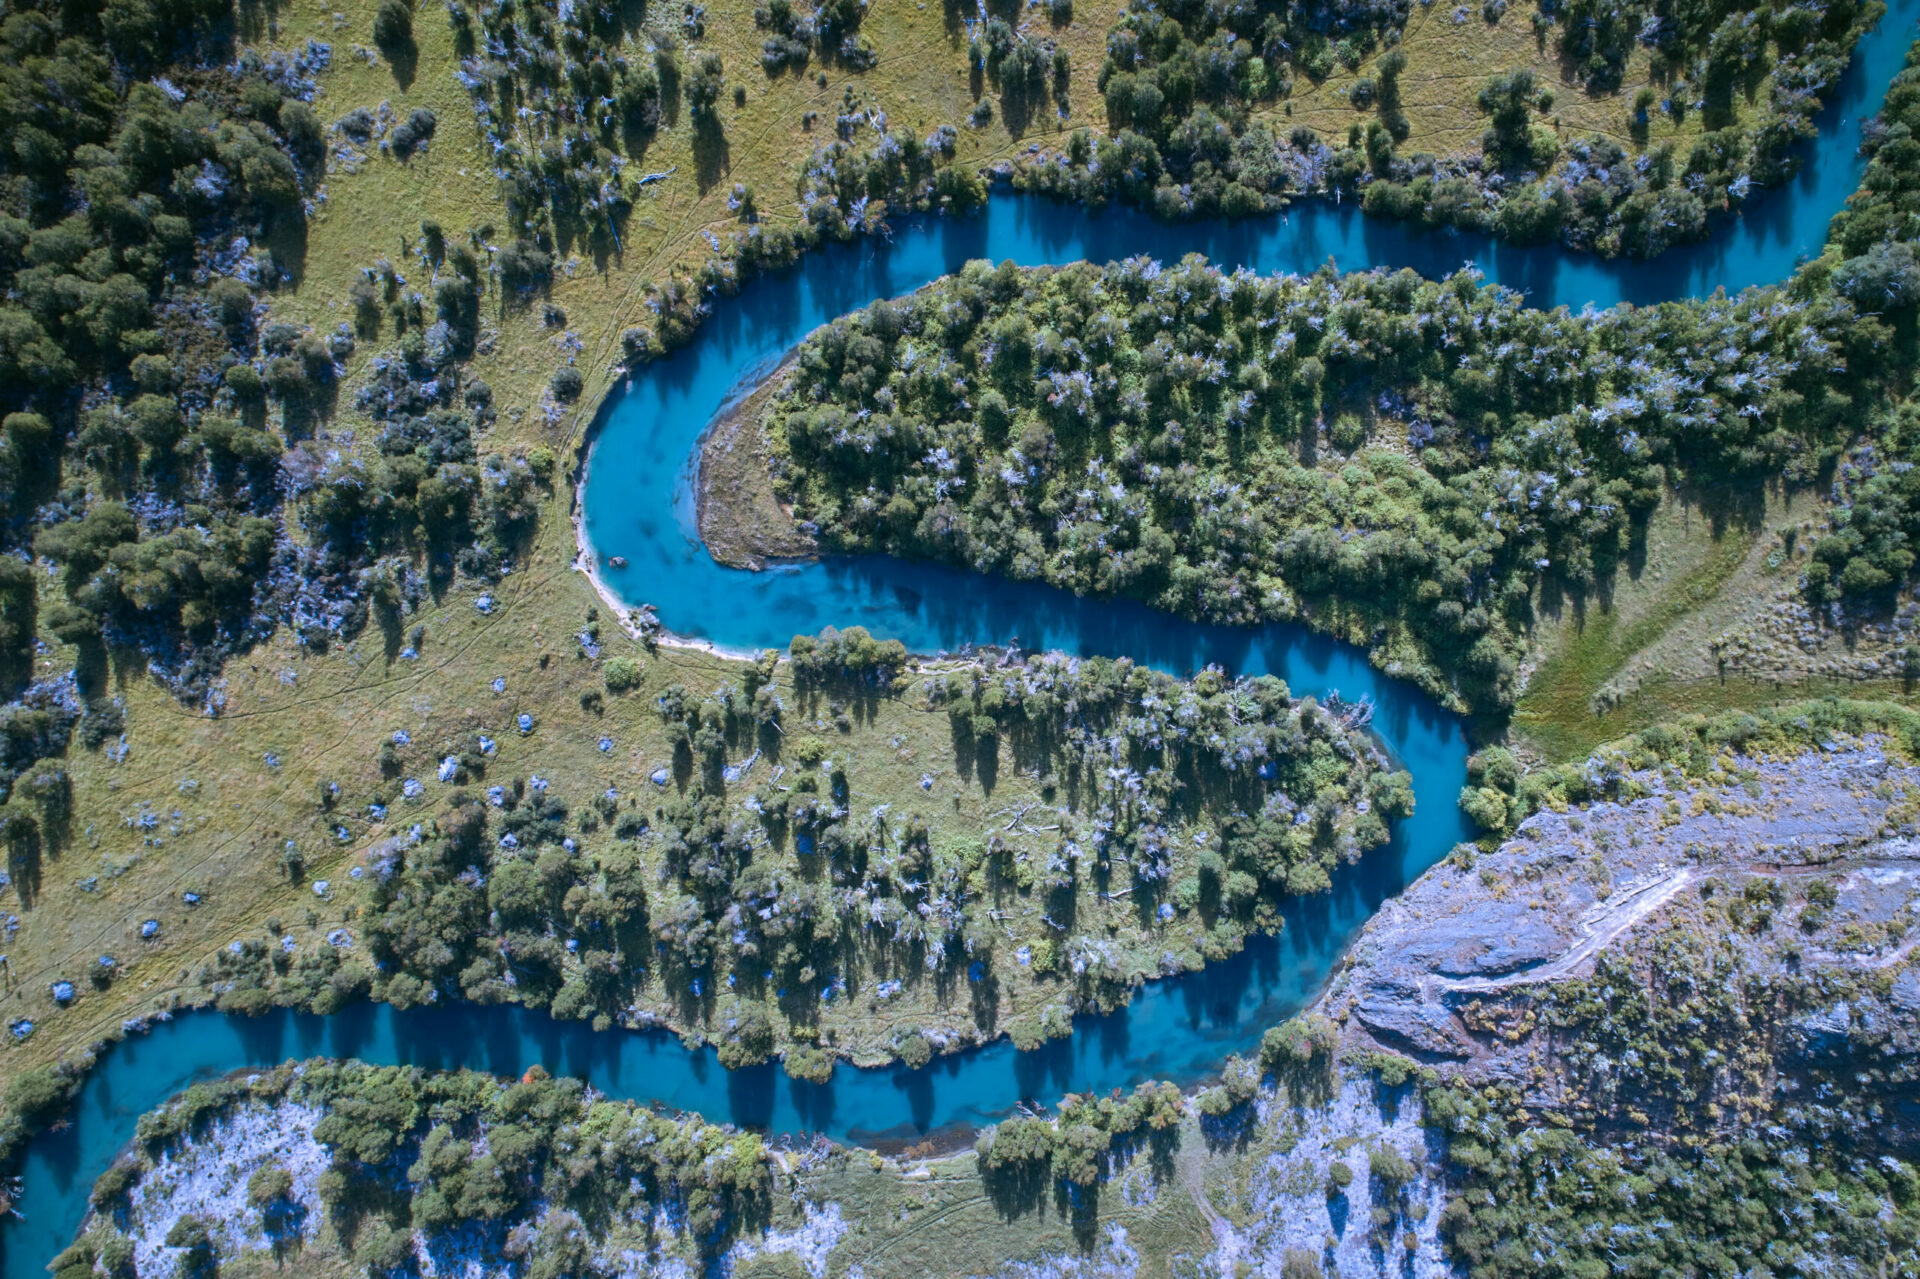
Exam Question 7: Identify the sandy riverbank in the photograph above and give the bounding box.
[569,353,817,660]
[570,462,768,663]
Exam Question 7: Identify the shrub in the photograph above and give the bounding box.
[2,411,51,462]
[1329,413,1368,452]
[4,1065,73,1129]
[685,52,725,115]
[208,276,254,326]
[715,1003,774,1068]
[1280,1250,1324,1279]
[550,366,584,402]
[1459,786,1510,834]
[224,363,263,399]
[390,108,437,159]
[165,1216,215,1277]
[1369,1144,1417,1191]
[603,656,643,692]
[897,1031,933,1069]
[783,1045,834,1084]
[247,1165,293,1206]
[90,1161,141,1211]
[373,0,413,50]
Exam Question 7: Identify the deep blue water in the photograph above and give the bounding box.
[7,4,1918,1272]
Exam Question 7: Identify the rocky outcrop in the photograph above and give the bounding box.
[1320,739,1920,1079]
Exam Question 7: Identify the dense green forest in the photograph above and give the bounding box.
[0,0,568,827]
[760,250,1901,716]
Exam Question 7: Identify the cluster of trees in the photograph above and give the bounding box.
[1804,403,1920,603]
[449,0,883,276]
[16,215,551,689]
[189,754,639,1025]
[1187,1011,1343,1120]
[1012,0,1877,257]
[1552,0,1872,94]
[967,5,1073,134]
[1795,45,1920,605]
[1435,1103,1919,1276]
[1544,927,1793,1132]
[35,504,277,653]
[787,624,909,683]
[1829,34,1920,262]
[974,1079,1184,1201]
[755,0,871,75]
[70,1061,772,1275]
[793,100,985,237]
[0,680,82,816]
[1015,0,1351,221]
[449,0,675,257]
[0,0,562,800]
[1361,0,1876,257]
[764,254,1877,714]
[307,342,552,591]
[924,651,1408,917]
[0,0,442,847]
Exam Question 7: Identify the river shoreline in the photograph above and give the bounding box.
[570,351,817,662]
[569,472,768,664]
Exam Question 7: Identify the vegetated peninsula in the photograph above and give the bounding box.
[316,634,1406,1067]
[0,626,1406,1103]
[36,701,1919,1279]
[723,244,1896,720]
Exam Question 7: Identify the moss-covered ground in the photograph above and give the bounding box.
[1516,485,1920,761]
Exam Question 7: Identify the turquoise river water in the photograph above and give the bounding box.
[6,4,1918,1270]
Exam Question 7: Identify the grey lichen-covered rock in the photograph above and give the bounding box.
[1350,980,1475,1058]
[1320,739,1920,1077]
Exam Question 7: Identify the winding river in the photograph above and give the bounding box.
[7,6,1919,1271]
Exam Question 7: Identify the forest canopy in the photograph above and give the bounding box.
[760,253,1885,715]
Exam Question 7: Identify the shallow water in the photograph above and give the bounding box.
[8,5,1918,1271]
